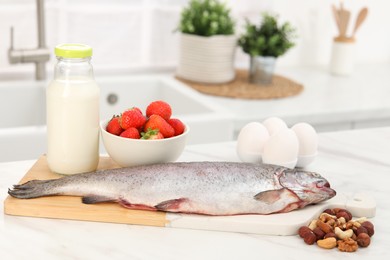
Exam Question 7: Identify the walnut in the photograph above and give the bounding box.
[337,238,358,252]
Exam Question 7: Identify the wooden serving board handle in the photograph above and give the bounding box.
[3,156,376,236]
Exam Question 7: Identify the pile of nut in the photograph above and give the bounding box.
[298,208,374,252]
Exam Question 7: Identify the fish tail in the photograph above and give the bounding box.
[8,179,59,199]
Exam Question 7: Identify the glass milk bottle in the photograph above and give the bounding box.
[46,44,100,174]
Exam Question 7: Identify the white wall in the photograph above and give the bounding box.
[0,0,388,78]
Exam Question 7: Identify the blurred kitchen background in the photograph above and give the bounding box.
[1,0,390,162]
[0,0,388,78]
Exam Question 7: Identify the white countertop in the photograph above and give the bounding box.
[200,64,390,133]
[0,127,389,259]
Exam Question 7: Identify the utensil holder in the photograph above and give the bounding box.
[329,37,356,76]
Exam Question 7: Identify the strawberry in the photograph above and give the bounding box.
[144,115,175,138]
[106,115,123,136]
[120,127,140,139]
[141,128,164,140]
[146,100,172,120]
[120,107,146,130]
[132,107,143,115]
[168,118,185,136]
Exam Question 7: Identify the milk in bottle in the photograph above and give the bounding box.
[46,44,99,174]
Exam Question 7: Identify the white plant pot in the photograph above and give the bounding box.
[176,34,237,84]
[249,56,276,85]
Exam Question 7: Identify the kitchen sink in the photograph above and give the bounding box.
[0,75,234,162]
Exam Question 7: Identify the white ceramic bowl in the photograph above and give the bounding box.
[100,119,189,167]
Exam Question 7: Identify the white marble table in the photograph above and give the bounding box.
[0,127,389,259]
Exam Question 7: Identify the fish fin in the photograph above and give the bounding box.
[155,198,189,212]
[82,195,115,204]
[254,188,287,204]
[119,199,157,211]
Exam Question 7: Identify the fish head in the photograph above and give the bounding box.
[279,169,336,205]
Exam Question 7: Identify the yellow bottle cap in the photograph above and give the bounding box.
[55,43,93,58]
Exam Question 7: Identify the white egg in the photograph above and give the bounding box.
[236,122,270,163]
[262,117,288,136]
[291,122,318,156]
[292,122,318,168]
[262,128,299,168]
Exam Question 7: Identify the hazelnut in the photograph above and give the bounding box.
[361,221,374,229]
[361,221,375,237]
[343,210,353,221]
[333,208,343,214]
[336,211,351,222]
[334,208,352,220]
[298,226,312,238]
[324,232,337,239]
[303,232,317,245]
[356,233,371,247]
[323,208,335,216]
[313,227,326,240]
[355,226,368,236]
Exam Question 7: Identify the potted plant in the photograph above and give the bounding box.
[176,0,236,84]
[238,13,296,85]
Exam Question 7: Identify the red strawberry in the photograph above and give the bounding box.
[141,129,164,140]
[144,115,174,138]
[168,118,185,136]
[132,107,143,115]
[146,100,172,120]
[106,115,123,136]
[120,127,140,139]
[120,107,146,130]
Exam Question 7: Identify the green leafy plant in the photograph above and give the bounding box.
[178,0,235,36]
[238,13,297,57]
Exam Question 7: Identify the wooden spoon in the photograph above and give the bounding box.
[351,7,368,38]
[338,3,351,38]
[331,4,342,36]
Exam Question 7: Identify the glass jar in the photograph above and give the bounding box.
[46,44,100,174]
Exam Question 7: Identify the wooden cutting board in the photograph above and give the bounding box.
[3,156,376,235]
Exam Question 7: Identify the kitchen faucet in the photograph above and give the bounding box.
[8,0,50,80]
